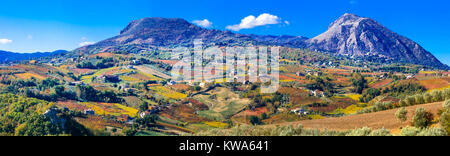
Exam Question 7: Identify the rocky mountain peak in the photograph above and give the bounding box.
[119,17,193,35]
[307,13,447,69]
[328,13,365,28]
[74,15,448,69]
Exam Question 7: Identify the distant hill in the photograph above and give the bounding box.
[73,14,448,70]
[0,50,67,63]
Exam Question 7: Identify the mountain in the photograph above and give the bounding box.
[307,13,448,69]
[0,50,67,63]
[74,17,308,53]
[74,15,448,69]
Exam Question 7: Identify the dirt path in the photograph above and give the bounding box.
[266,102,444,131]
[135,65,171,79]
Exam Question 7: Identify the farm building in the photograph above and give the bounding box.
[168,80,176,86]
[99,75,120,83]
[83,109,95,115]
[139,106,160,118]
[310,89,326,97]
[291,108,310,116]
[69,81,84,86]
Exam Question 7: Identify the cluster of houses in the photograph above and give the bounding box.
[296,69,322,77]
[69,81,84,86]
[378,73,416,80]
[290,108,310,116]
[119,83,137,94]
[406,74,416,79]
[99,74,120,83]
[139,106,161,118]
[309,89,327,97]
[309,61,340,69]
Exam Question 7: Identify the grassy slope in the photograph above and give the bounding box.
[194,87,251,121]
[266,102,443,131]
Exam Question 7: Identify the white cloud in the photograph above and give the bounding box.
[0,39,12,44]
[192,19,213,28]
[79,41,95,47]
[226,13,283,31]
[81,37,87,41]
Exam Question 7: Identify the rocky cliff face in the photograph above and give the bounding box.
[307,13,447,69]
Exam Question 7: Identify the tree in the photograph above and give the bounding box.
[444,89,450,100]
[350,73,367,94]
[122,127,137,136]
[412,107,434,128]
[395,107,408,123]
[194,85,202,91]
[414,94,425,105]
[77,85,98,101]
[249,116,262,125]
[53,85,76,100]
[440,100,450,135]
[76,85,121,103]
[54,85,65,96]
[424,93,433,104]
[261,113,268,120]
[399,100,407,107]
[439,111,450,135]
[431,91,443,102]
[405,96,415,106]
[135,114,159,128]
[443,100,450,110]
[361,88,381,103]
[0,94,89,136]
[139,102,149,111]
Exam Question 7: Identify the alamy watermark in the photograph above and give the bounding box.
[171,39,279,93]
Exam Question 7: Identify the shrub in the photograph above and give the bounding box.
[444,89,450,100]
[417,127,447,136]
[346,127,372,136]
[423,93,433,104]
[261,113,268,120]
[249,116,262,125]
[369,128,392,136]
[122,127,137,136]
[431,91,443,102]
[189,124,350,136]
[443,100,450,110]
[412,107,434,128]
[405,96,415,106]
[194,85,202,91]
[401,126,421,136]
[439,111,450,135]
[399,100,407,107]
[414,94,425,105]
[395,107,408,123]
[374,101,393,111]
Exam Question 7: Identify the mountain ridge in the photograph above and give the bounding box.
[0,50,68,63]
[73,14,448,69]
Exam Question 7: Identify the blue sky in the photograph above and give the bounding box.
[0,0,449,65]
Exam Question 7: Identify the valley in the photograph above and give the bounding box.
[0,13,449,136]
